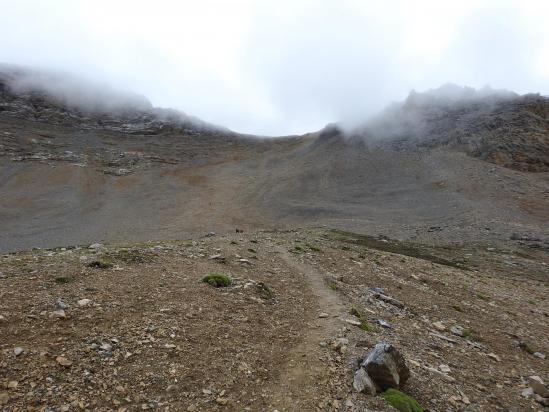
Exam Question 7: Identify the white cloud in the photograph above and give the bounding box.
[0,0,547,135]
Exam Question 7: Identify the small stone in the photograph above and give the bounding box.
[89,243,104,249]
[318,312,329,318]
[55,299,69,310]
[426,367,455,383]
[7,381,18,389]
[432,321,445,331]
[529,376,548,397]
[56,356,72,367]
[205,232,216,237]
[50,309,66,319]
[13,347,24,356]
[0,314,6,322]
[0,392,9,405]
[77,299,92,307]
[487,353,501,362]
[522,387,534,398]
[215,397,228,405]
[353,368,376,395]
[100,343,113,351]
[345,399,354,407]
[450,325,464,337]
[202,389,212,395]
[438,364,451,373]
[345,318,362,326]
[376,319,391,328]
[533,352,546,359]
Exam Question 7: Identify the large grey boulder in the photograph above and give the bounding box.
[361,343,410,391]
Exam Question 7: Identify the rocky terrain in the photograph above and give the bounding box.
[0,68,548,411]
[0,229,548,411]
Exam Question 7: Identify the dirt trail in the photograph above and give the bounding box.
[268,247,348,411]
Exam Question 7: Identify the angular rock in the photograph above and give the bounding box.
[77,298,92,307]
[353,368,377,395]
[529,376,548,397]
[55,299,68,310]
[361,342,410,390]
[56,356,72,367]
[13,347,24,356]
[432,321,445,331]
[450,325,465,337]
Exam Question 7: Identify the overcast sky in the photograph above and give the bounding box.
[1,0,548,135]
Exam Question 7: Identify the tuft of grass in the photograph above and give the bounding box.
[294,245,304,252]
[328,281,338,291]
[306,243,322,252]
[350,305,376,332]
[519,341,535,354]
[451,304,463,312]
[113,249,155,264]
[462,329,472,339]
[476,293,489,301]
[382,389,424,412]
[202,273,232,287]
[88,259,113,269]
[54,276,70,284]
[256,282,274,300]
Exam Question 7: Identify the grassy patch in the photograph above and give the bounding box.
[256,282,274,300]
[112,249,155,264]
[328,280,338,291]
[54,276,70,284]
[476,293,489,301]
[382,389,423,412]
[350,305,376,332]
[451,304,464,312]
[202,273,232,287]
[88,259,113,269]
[519,341,536,354]
[326,229,466,269]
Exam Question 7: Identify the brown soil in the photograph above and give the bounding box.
[1,229,547,411]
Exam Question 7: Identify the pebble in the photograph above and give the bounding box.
[318,312,329,318]
[438,364,451,373]
[450,325,464,337]
[533,352,546,359]
[56,356,72,367]
[7,381,18,389]
[77,298,92,307]
[89,243,104,249]
[0,314,6,322]
[13,347,24,356]
[377,319,391,328]
[432,321,446,331]
[55,299,69,310]
[0,392,9,405]
[487,353,501,362]
[345,318,362,326]
[50,309,66,319]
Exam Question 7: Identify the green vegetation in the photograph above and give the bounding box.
[112,249,155,264]
[350,305,376,332]
[326,229,466,269]
[382,389,423,412]
[256,282,274,300]
[202,273,232,287]
[54,276,70,284]
[88,259,113,269]
[477,293,489,301]
[328,280,338,291]
[519,341,535,354]
[451,304,463,312]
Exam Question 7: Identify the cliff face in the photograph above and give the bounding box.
[355,87,549,172]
